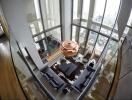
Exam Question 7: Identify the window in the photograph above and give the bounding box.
[100,27,111,36]
[79,28,87,44]
[86,31,98,53]
[24,0,62,57]
[104,40,118,61]
[73,0,80,21]
[46,28,61,41]
[102,0,120,28]
[94,35,108,56]
[72,26,77,42]
[79,28,87,52]
[33,33,45,42]
[72,0,120,61]
[25,0,43,35]
[40,0,60,29]
[72,0,120,37]
[81,0,90,27]
[92,0,106,24]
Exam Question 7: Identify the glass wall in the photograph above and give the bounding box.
[41,0,60,29]
[71,0,120,61]
[106,40,118,59]
[24,0,62,59]
[71,0,126,99]
[86,31,98,53]
[73,0,80,23]
[78,28,87,52]
[72,26,77,41]
[94,35,108,58]
[72,0,120,30]
[92,0,106,25]
[102,0,120,28]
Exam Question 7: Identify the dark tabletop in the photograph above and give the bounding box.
[59,62,77,76]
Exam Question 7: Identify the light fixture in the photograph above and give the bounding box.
[60,40,79,57]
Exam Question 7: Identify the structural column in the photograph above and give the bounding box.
[61,0,72,40]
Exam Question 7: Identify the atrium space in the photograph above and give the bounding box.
[0,0,132,100]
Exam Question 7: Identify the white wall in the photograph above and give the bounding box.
[0,0,45,70]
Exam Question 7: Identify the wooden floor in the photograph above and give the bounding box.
[0,35,26,100]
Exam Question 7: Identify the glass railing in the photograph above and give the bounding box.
[83,35,124,100]
[83,52,118,100]
[10,33,49,99]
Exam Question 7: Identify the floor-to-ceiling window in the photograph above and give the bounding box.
[24,0,62,57]
[71,1,132,99]
[71,0,120,62]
